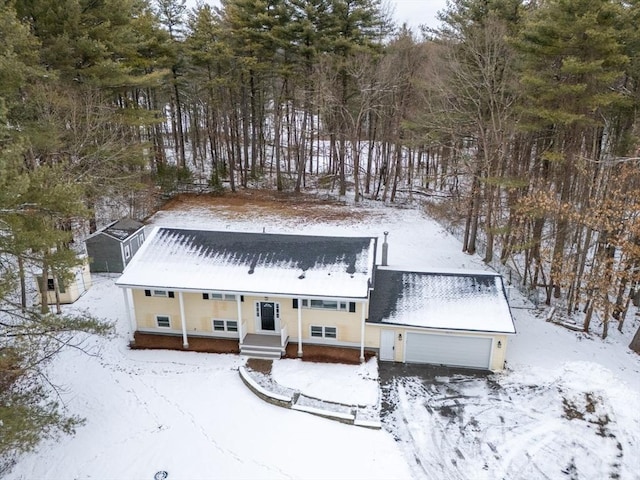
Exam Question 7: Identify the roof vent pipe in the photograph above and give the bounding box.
[382,231,389,266]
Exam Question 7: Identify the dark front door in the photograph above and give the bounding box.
[260,302,275,331]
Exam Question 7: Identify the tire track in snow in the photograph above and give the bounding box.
[384,378,469,480]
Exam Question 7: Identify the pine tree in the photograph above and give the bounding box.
[0,3,113,463]
[515,0,630,310]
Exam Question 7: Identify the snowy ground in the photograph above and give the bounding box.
[7,195,640,480]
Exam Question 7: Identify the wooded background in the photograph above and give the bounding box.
[1,0,640,336]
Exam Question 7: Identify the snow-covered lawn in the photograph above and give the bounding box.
[7,195,640,479]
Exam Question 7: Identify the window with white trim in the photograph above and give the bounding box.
[310,325,337,339]
[124,244,131,259]
[203,292,237,301]
[144,289,175,298]
[156,315,171,328]
[302,299,348,311]
[212,319,238,332]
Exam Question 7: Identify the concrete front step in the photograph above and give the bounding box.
[240,349,283,359]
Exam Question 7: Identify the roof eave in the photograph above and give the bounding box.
[114,281,370,301]
[366,320,516,335]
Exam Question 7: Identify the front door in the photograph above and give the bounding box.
[260,302,275,331]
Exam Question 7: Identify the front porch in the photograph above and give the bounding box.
[240,333,288,359]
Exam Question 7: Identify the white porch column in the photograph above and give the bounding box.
[360,301,366,362]
[178,291,188,348]
[297,297,303,357]
[236,295,244,344]
[122,287,135,343]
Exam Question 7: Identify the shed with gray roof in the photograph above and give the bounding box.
[85,219,146,273]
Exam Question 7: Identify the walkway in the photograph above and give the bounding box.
[239,358,381,429]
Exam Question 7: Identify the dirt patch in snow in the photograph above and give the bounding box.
[160,190,385,223]
[284,344,376,365]
[132,332,375,365]
[132,332,239,353]
[245,358,273,375]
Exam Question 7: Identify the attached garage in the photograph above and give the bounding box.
[404,332,492,370]
[368,268,516,371]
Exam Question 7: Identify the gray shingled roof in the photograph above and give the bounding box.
[116,228,377,298]
[368,268,515,333]
[103,218,144,241]
[157,228,373,274]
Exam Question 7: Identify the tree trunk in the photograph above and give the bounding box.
[463,171,481,255]
[18,255,27,310]
[294,107,309,193]
[483,183,495,263]
[630,325,640,355]
[52,268,62,315]
[172,68,186,168]
[241,82,250,185]
[39,256,49,315]
[390,144,402,203]
[365,111,376,195]
[274,94,283,192]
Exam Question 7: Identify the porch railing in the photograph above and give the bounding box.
[280,324,288,348]
[240,321,247,344]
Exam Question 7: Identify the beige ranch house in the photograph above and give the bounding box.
[116,227,516,371]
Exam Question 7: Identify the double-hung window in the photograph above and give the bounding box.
[212,319,238,332]
[302,299,348,311]
[310,325,337,339]
[156,315,171,328]
[203,293,237,301]
[144,289,175,298]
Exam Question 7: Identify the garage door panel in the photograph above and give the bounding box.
[405,333,492,369]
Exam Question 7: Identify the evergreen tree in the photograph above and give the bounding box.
[0,3,113,464]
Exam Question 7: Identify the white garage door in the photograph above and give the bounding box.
[405,333,492,369]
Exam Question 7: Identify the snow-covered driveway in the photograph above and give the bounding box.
[382,362,639,480]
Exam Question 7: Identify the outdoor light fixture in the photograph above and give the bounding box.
[497,341,502,348]
[398,333,402,341]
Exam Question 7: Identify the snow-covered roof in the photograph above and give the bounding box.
[116,227,377,298]
[87,218,144,242]
[368,268,516,334]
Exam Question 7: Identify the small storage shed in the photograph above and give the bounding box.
[85,218,146,273]
[38,256,93,304]
[367,268,516,371]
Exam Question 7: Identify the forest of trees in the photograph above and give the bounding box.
[1,0,639,462]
